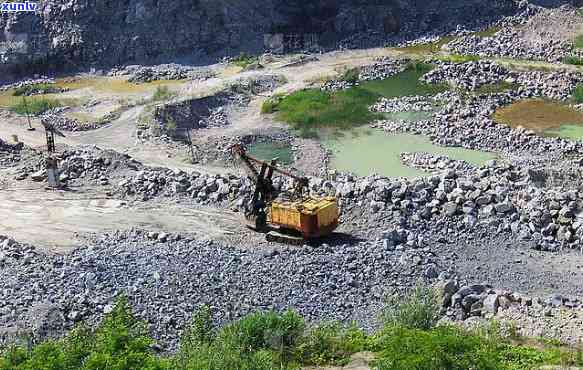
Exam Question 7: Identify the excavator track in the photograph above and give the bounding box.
[265,231,305,245]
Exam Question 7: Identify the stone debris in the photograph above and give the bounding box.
[109,64,215,83]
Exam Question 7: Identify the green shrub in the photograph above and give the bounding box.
[231,53,258,69]
[10,97,61,116]
[437,54,481,64]
[296,323,369,366]
[152,86,175,101]
[261,95,284,114]
[563,56,583,66]
[12,83,57,97]
[373,325,503,370]
[0,297,168,370]
[573,84,583,103]
[381,283,440,330]
[340,67,361,84]
[408,61,434,74]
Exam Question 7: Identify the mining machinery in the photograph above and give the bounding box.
[231,143,339,244]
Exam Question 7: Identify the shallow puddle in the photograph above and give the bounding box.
[494,99,583,139]
[247,141,293,165]
[323,128,496,178]
[359,68,447,98]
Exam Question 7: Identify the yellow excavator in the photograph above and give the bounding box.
[231,144,339,244]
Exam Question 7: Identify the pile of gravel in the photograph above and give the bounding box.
[371,95,436,113]
[421,61,517,91]
[0,77,56,92]
[109,64,215,83]
[400,152,476,175]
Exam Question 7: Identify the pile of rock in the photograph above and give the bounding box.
[0,230,437,349]
[109,64,215,83]
[421,61,516,91]
[516,71,583,101]
[359,58,410,82]
[197,107,229,128]
[40,111,102,132]
[371,96,436,113]
[321,80,354,92]
[116,169,245,203]
[0,138,24,167]
[400,152,476,175]
[0,77,56,92]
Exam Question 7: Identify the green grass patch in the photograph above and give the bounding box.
[396,36,455,55]
[12,83,58,97]
[152,86,176,101]
[473,81,518,95]
[231,53,258,69]
[563,56,583,66]
[9,97,61,116]
[436,54,481,64]
[473,27,500,38]
[339,67,361,84]
[573,84,583,103]
[272,88,382,132]
[575,34,583,49]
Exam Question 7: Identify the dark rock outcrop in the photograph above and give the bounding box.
[1,0,518,79]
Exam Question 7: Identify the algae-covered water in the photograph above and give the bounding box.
[324,128,496,178]
[247,141,293,165]
[494,99,583,140]
[359,68,447,98]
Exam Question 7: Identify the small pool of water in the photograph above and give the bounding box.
[359,68,447,98]
[494,99,583,140]
[323,128,496,178]
[247,141,293,165]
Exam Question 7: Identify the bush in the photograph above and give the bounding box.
[12,83,57,97]
[296,323,369,366]
[408,61,434,74]
[10,97,61,116]
[373,325,503,370]
[573,84,583,103]
[152,86,175,101]
[340,67,361,84]
[381,283,440,330]
[231,53,258,69]
[563,56,583,66]
[261,95,284,114]
[0,297,168,370]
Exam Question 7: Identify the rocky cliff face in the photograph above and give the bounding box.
[1,0,520,77]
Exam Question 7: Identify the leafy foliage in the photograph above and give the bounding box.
[12,84,58,97]
[231,53,259,69]
[573,84,583,103]
[2,298,583,370]
[381,283,441,330]
[563,56,583,66]
[152,86,176,101]
[339,67,361,84]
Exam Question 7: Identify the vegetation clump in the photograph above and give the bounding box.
[573,84,583,103]
[563,55,583,66]
[1,292,583,370]
[231,53,259,69]
[152,86,176,101]
[10,97,61,116]
[12,83,60,97]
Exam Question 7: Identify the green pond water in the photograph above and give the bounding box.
[247,141,293,165]
[359,68,447,98]
[324,128,496,178]
[383,110,434,122]
[545,124,583,141]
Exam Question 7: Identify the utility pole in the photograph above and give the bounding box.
[40,116,66,189]
[22,96,35,131]
[183,128,196,163]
